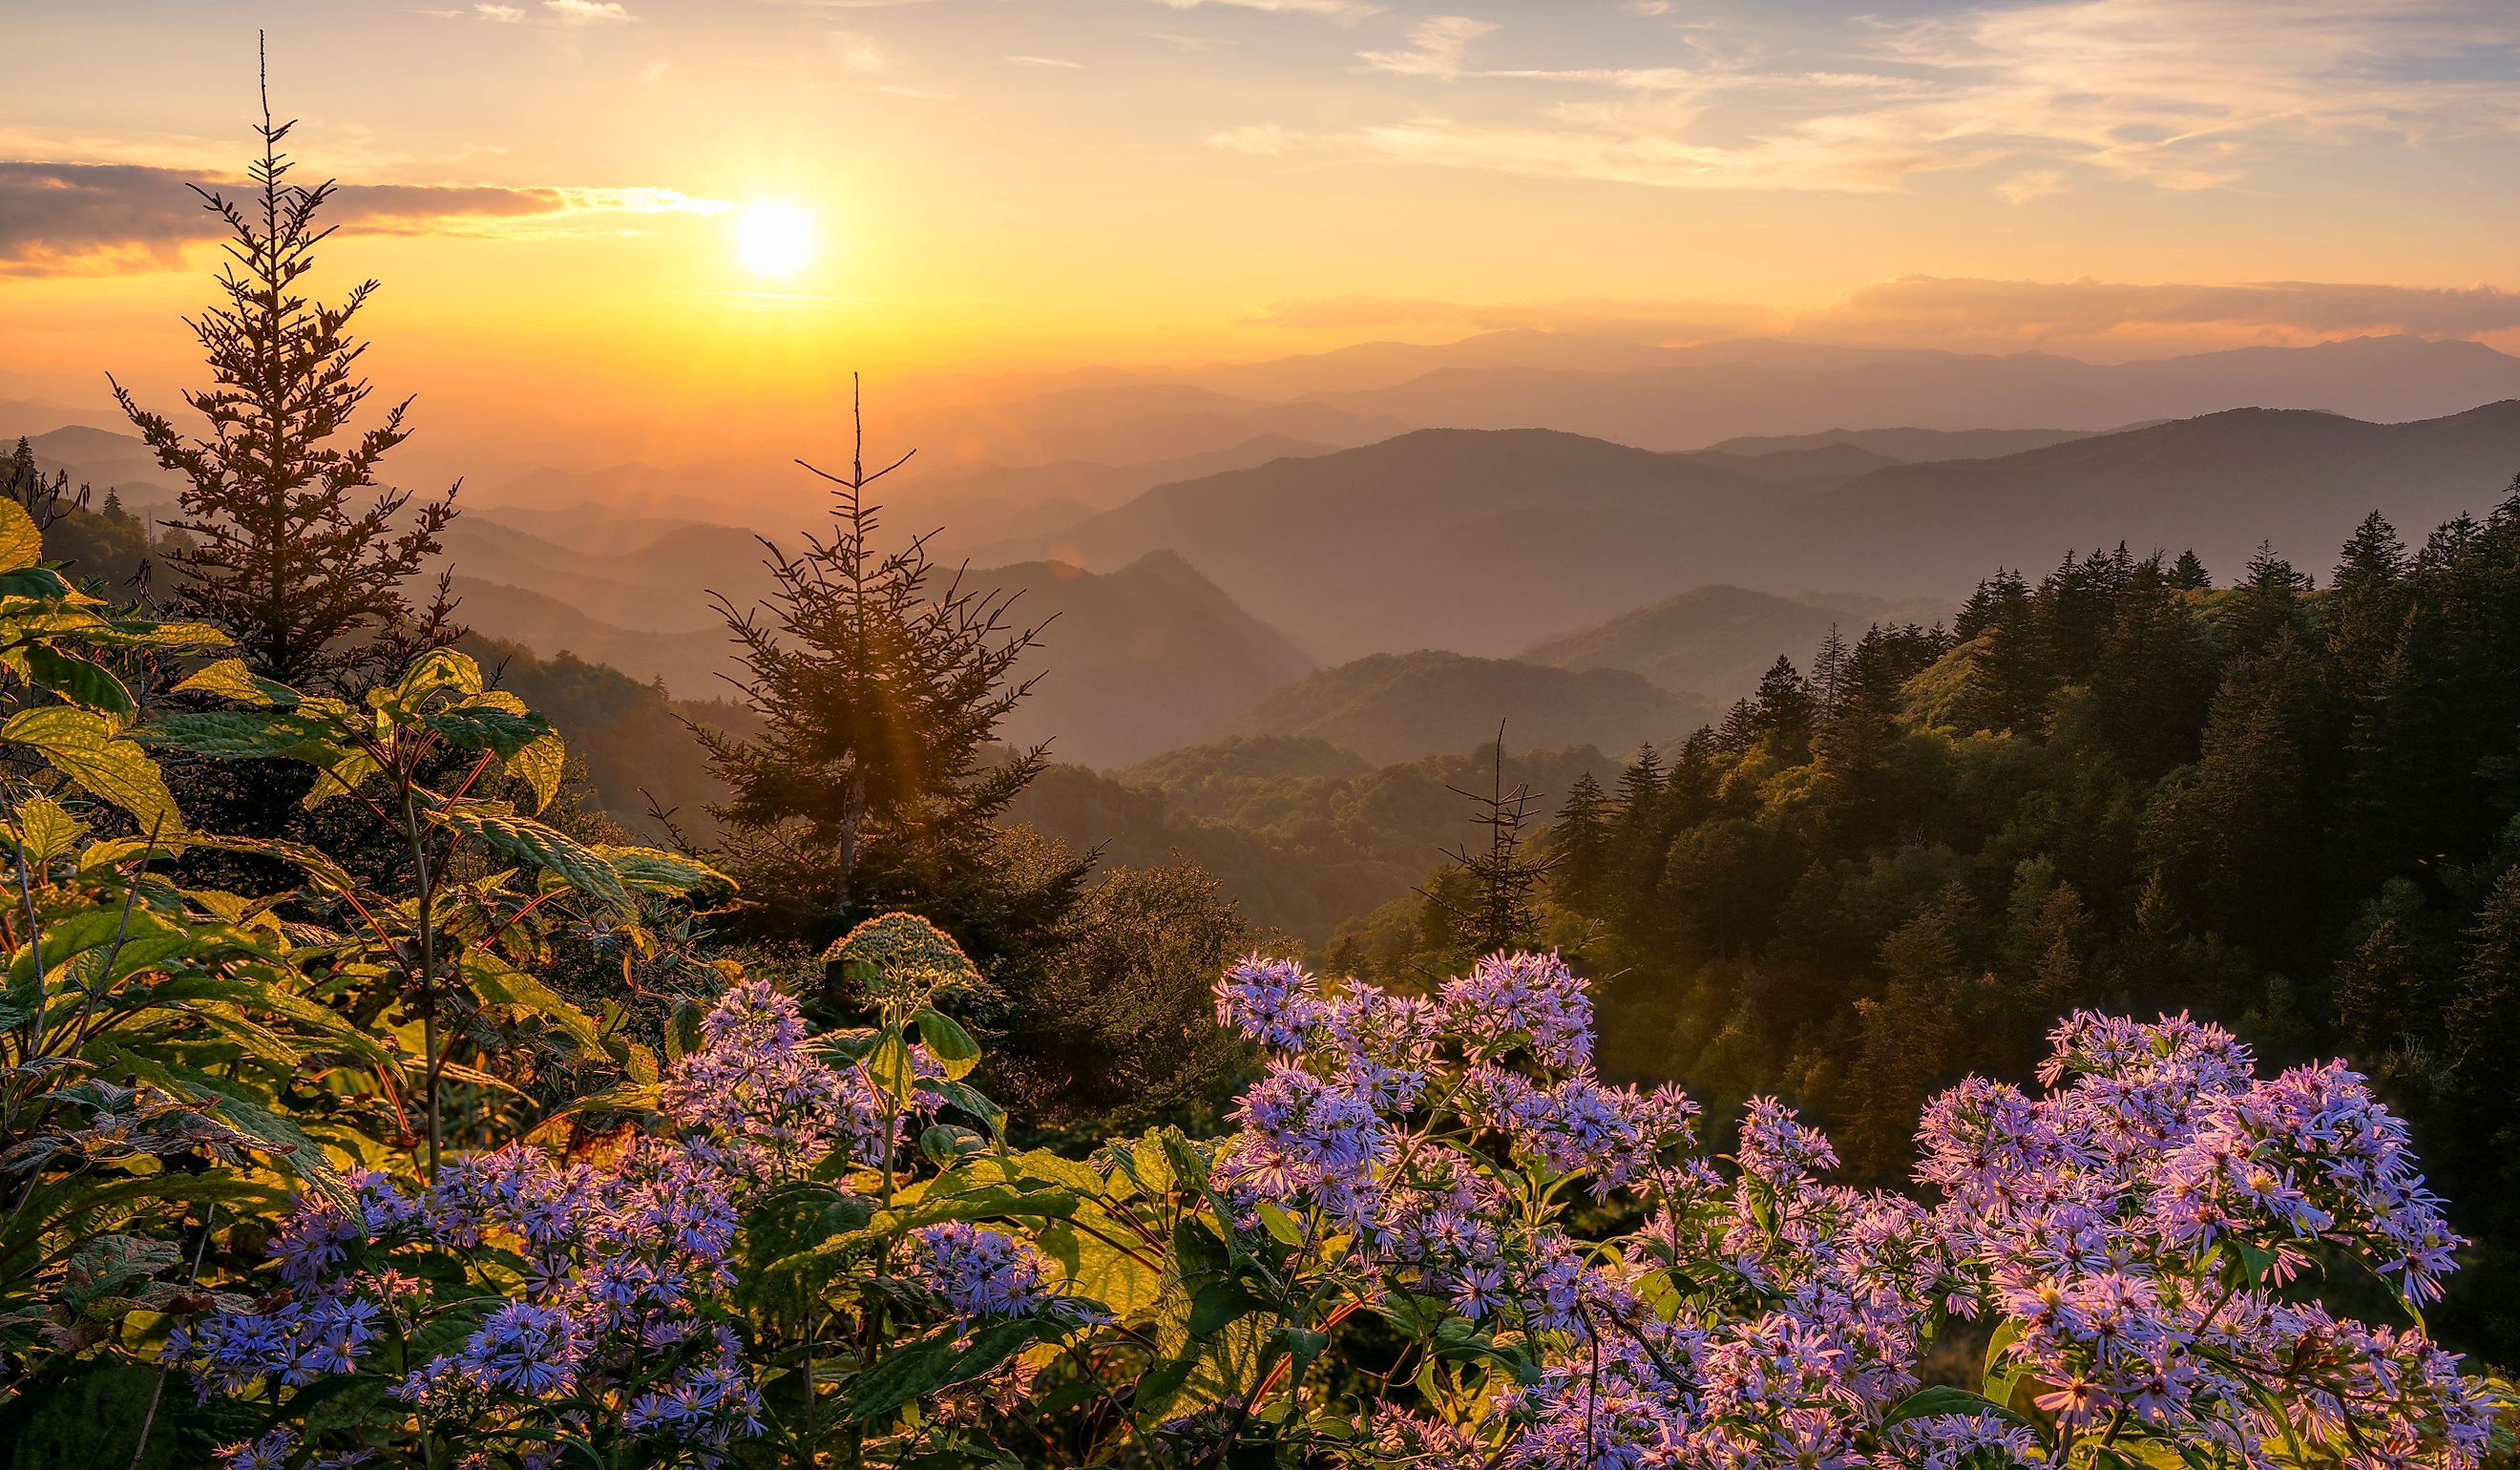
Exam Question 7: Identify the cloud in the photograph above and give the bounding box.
[1144,0,1380,19]
[1358,15,1496,80]
[1240,293,1788,342]
[1235,277,2520,356]
[827,30,891,71]
[1005,54,1085,69]
[0,161,728,276]
[1793,275,2520,349]
[542,0,635,21]
[1219,0,2520,194]
[474,4,526,18]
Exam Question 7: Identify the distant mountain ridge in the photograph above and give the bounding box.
[976,402,2520,662]
[1522,586,1901,701]
[1226,650,1719,765]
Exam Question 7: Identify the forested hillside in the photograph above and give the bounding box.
[1428,498,2520,1353]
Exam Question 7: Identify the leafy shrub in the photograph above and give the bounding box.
[168,944,2506,1468]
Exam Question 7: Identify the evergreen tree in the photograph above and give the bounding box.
[1748,654,1817,758]
[1418,730,1559,961]
[2167,549,2212,591]
[1545,771,1611,912]
[1811,624,1850,715]
[2446,867,2520,1096]
[3,437,87,531]
[700,380,1075,951]
[112,47,457,689]
[2218,542,2312,659]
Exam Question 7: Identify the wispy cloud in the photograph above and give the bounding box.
[1795,275,2520,348]
[0,161,727,276]
[827,30,892,71]
[1238,277,2520,355]
[474,3,526,18]
[1005,54,1086,69]
[1358,15,1495,80]
[1144,0,1380,20]
[542,0,636,22]
[1222,0,2520,194]
[1241,293,1787,341]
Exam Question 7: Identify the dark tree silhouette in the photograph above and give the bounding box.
[112,38,457,689]
[699,377,1057,938]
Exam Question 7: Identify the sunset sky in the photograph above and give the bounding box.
[7,0,2520,463]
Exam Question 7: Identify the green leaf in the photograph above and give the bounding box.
[1980,1316,2026,1405]
[743,1180,876,1286]
[1880,1384,2034,1431]
[137,708,347,761]
[425,701,553,758]
[591,845,735,898]
[1187,1279,1267,1337]
[869,1030,918,1107]
[928,1078,1005,1141]
[3,705,182,832]
[8,795,88,866]
[914,1008,981,1080]
[430,807,635,916]
[24,644,135,719]
[391,648,484,705]
[1255,1202,1306,1249]
[843,1318,1050,1422]
[0,498,40,572]
[919,1124,985,1166]
[171,657,298,707]
[507,730,565,814]
[463,949,606,1055]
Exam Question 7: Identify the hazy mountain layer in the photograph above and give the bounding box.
[1523,586,1888,701]
[1225,650,1719,766]
[986,405,2520,660]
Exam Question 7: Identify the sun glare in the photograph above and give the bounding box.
[734,200,815,280]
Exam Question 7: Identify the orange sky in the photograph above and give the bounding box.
[7,0,2520,466]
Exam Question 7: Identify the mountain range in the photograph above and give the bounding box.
[980,402,2520,661]
[1224,651,1719,766]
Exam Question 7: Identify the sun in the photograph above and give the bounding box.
[734,200,815,280]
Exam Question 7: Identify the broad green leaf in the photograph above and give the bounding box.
[1880,1384,2034,1431]
[1981,1316,2026,1405]
[1035,1210,1166,1322]
[464,949,605,1054]
[300,747,381,808]
[392,648,483,706]
[9,795,88,865]
[425,701,553,758]
[592,845,735,898]
[430,806,635,916]
[507,730,565,813]
[869,1030,918,1106]
[843,1318,1051,1422]
[172,657,298,707]
[0,498,40,572]
[1188,1278,1267,1337]
[1255,1202,1306,1249]
[3,705,183,833]
[24,644,134,719]
[137,708,348,761]
[740,1180,877,1316]
[914,1007,981,1080]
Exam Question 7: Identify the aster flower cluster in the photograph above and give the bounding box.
[910,1220,1105,1328]
[661,978,943,1176]
[1208,956,2500,1470]
[178,984,877,1467]
[1914,1011,2492,1467]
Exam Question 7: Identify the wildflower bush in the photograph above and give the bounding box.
[169,945,2501,1468]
